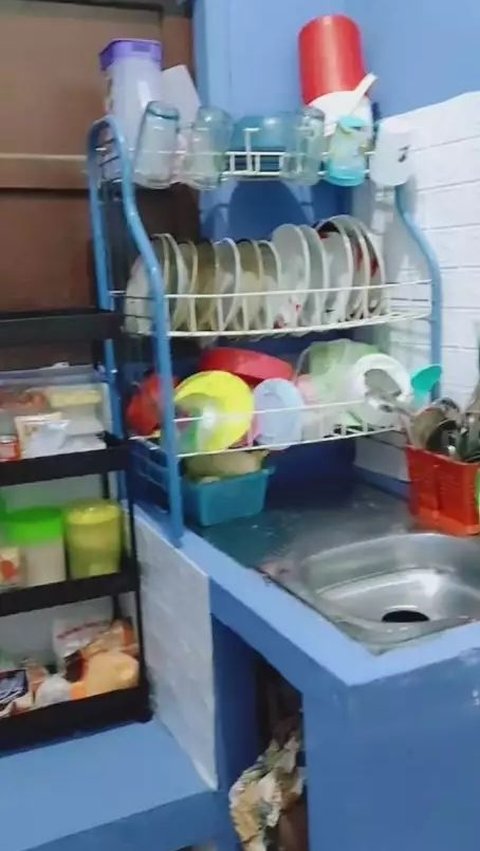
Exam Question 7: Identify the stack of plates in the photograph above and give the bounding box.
[123,216,386,336]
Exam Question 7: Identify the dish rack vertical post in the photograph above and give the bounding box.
[87,116,184,546]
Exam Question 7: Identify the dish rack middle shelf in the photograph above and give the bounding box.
[123,283,431,339]
[88,115,440,545]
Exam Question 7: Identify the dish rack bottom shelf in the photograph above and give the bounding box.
[0,683,151,753]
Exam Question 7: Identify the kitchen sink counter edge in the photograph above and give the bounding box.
[135,487,480,692]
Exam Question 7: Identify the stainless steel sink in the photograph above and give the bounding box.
[299,533,480,650]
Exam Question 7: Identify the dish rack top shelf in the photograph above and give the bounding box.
[95,119,371,189]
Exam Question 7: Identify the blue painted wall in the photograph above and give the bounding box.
[348,0,480,114]
[195,0,346,115]
[194,0,348,241]
[193,0,355,491]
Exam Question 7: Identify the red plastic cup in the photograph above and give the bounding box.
[299,15,366,105]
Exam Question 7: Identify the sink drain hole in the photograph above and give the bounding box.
[382,609,430,624]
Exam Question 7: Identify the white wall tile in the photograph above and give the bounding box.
[135,514,217,788]
[355,92,480,479]
[442,268,480,309]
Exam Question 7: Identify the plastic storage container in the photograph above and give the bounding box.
[100,39,163,155]
[299,15,366,106]
[65,500,122,578]
[6,507,66,586]
[182,469,271,526]
[44,384,104,437]
[406,446,480,536]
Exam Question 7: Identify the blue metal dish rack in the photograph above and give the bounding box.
[87,115,442,547]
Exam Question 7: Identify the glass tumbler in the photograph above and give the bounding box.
[182,106,233,189]
[281,107,325,185]
[134,101,179,188]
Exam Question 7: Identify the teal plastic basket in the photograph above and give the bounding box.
[182,468,272,527]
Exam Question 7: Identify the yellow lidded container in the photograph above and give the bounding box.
[65,500,122,579]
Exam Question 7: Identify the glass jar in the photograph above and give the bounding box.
[134,102,180,188]
[281,107,325,185]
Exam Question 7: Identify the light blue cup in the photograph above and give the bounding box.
[325,115,369,187]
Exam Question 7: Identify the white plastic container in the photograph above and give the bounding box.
[43,384,104,436]
[100,39,163,156]
[6,507,66,587]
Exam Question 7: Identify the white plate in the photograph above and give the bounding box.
[271,224,311,329]
[331,215,370,318]
[162,233,189,331]
[315,220,354,324]
[195,241,219,332]
[124,257,147,335]
[178,241,198,331]
[124,236,168,336]
[354,223,387,316]
[214,238,241,331]
[152,234,174,321]
[257,240,281,331]
[298,225,329,326]
[233,240,264,331]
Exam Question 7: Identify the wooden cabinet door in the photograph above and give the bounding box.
[0,1,197,329]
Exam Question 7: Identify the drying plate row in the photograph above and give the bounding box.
[123,215,387,338]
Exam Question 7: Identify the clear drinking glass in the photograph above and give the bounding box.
[182,106,233,189]
[134,101,179,188]
[281,107,325,185]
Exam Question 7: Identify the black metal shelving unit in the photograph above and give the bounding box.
[0,308,121,348]
[0,433,127,487]
[0,684,150,753]
[0,308,150,751]
[0,563,138,617]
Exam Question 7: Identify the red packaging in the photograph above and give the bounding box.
[0,436,20,462]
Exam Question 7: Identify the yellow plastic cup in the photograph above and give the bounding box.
[65,500,122,579]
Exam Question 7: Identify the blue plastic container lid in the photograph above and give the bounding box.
[338,115,368,131]
[100,40,162,72]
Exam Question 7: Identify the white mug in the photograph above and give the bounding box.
[370,117,412,187]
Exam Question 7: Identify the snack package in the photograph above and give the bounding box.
[24,660,49,698]
[15,412,69,458]
[53,615,112,668]
[0,547,21,588]
[0,388,49,420]
[84,651,139,697]
[83,620,138,659]
[54,616,139,697]
[35,674,71,708]
[0,669,28,717]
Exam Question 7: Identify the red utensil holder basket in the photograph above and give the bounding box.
[406,446,480,536]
